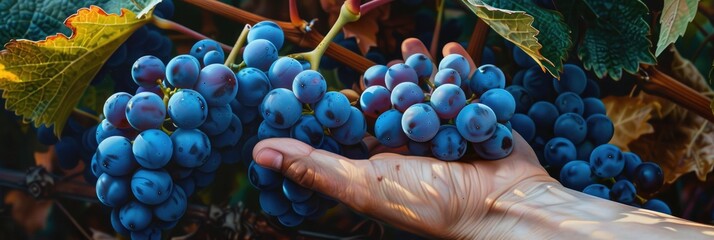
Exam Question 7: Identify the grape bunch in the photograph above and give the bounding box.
[92,38,239,238]
[507,61,670,214]
[361,53,516,161]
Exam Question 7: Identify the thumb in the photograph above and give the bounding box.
[252,138,373,208]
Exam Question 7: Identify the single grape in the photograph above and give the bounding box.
[554,113,587,144]
[153,187,187,222]
[243,39,278,71]
[190,39,223,66]
[199,104,232,136]
[522,65,555,101]
[259,189,291,216]
[582,184,610,199]
[633,162,664,194]
[36,125,58,145]
[544,137,576,168]
[249,160,284,190]
[554,92,584,115]
[430,84,467,119]
[316,91,352,128]
[292,194,320,216]
[96,173,131,207]
[581,78,601,98]
[165,57,202,90]
[586,114,614,145]
[469,64,505,96]
[513,46,536,68]
[576,140,595,161]
[96,136,136,176]
[433,68,461,87]
[119,200,153,231]
[559,160,593,191]
[248,21,285,50]
[340,141,370,159]
[331,106,367,145]
[643,199,672,215]
[290,115,325,147]
[168,89,208,129]
[104,92,133,129]
[236,67,271,106]
[229,99,259,124]
[527,101,559,135]
[131,168,173,205]
[197,151,222,173]
[131,227,161,240]
[553,64,587,94]
[125,92,166,131]
[431,125,467,161]
[261,89,302,129]
[611,179,636,204]
[473,123,514,160]
[505,85,533,114]
[479,88,516,122]
[512,69,526,86]
[362,65,388,88]
[405,53,433,79]
[175,177,195,196]
[131,55,165,88]
[359,85,392,118]
[621,152,642,179]
[439,54,470,80]
[582,97,606,118]
[402,103,441,142]
[293,70,327,104]
[111,208,130,236]
[385,63,419,91]
[456,103,497,143]
[171,128,211,168]
[391,82,424,112]
[509,113,536,142]
[195,64,238,106]
[589,144,625,178]
[209,114,243,148]
[268,57,303,89]
[319,136,342,155]
[278,209,305,227]
[203,50,224,66]
[283,179,314,203]
[55,138,81,169]
[375,109,409,148]
[258,120,291,140]
[133,129,172,169]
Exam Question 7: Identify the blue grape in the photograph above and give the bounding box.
[408,140,431,156]
[171,128,211,168]
[104,92,133,129]
[479,88,516,122]
[126,92,166,131]
[260,88,303,129]
[131,55,165,88]
[240,136,260,166]
[554,92,584,115]
[554,113,587,144]
[586,114,614,145]
[391,82,424,112]
[248,21,284,50]
[331,106,367,145]
[199,104,232,136]
[473,123,513,160]
[505,85,533,114]
[165,55,200,88]
[258,120,291,140]
[190,39,223,66]
[153,187,187,222]
[175,177,195,196]
[131,227,161,240]
[402,103,440,142]
[430,83,466,119]
[469,64,505,96]
[611,179,636,204]
[559,160,593,191]
[433,68,461,87]
[643,199,671,215]
[385,63,419,91]
[340,141,370,159]
[229,99,259,124]
[243,39,278,71]
[362,65,388,88]
[456,103,497,143]
[136,85,163,98]
[293,70,327,104]
[168,89,208,129]
[292,194,320,216]
[431,125,467,161]
[268,57,303,89]
[576,140,595,161]
[621,152,642,179]
[198,151,222,173]
[527,101,559,135]
[589,144,624,178]
[199,50,223,67]
[582,184,610,199]
[133,129,172,169]
[510,113,536,142]
[236,67,271,106]
[111,208,130,236]
[259,189,291,216]
[512,69,526,86]
[278,209,304,227]
[249,160,283,190]
[582,97,606,118]
[375,109,409,148]
[291,115,325,147]
[209,114,243,148]
[56,137,80,169]
[439,54,470,80]
[154,0,175,18]
[131,168,173,205]
[359,85,392,118]
[36,125,58,145]
[318,136,342,154]
[283,179,314,202]
[553,64,587,94]
[90,153,104,178]
[96,173,130,207]
[482,46,495,65]
[522,65,555,101]
[195,64,238,106]
[544,137,576,168]
[120,201,153,231]
[633,162,663,194]
[316,91,352,127]
[96,119,134,143]
[581,78,601,98]
[513,46,536,68]
[96,136,136,176]
[405,53,433,79]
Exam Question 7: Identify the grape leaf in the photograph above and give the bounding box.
[655,0,699,57]
[603,95,660,152]
[0,5,157,136]
[320,0,389,55]
[578,0,656,80]
[462,0,571,78]
[0,0,159,44]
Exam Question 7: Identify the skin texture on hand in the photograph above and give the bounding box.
[252,132,557,238]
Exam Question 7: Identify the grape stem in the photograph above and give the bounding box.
[430,0,446,58]
[288,3,361,70]
[466,93,478,103]
[71,108,100,123]
[225,24,251,71]
[637,65,714,123]
[151,16,233,53]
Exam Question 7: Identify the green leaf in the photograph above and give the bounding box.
[0,0,159,45]
[464,0,571,78]
[656,0,699,56]
[578,0,656,80]
[554,0,597,46]
[0,4,158,136]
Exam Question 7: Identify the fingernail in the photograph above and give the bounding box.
[256,148,283,170]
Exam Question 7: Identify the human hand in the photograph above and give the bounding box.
[252,131,557,238]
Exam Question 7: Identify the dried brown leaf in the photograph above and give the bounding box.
[604,95,659,152]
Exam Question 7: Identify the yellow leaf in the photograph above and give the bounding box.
[603,95,659,151]
[0,6,152,136]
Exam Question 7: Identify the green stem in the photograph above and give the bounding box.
[225,24,251,71]
[72,108,100,123]
[466,93,478,103]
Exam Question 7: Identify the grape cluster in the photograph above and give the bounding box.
[361,53,516,161]
[507,61,670,214]
[93,38,240,238]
